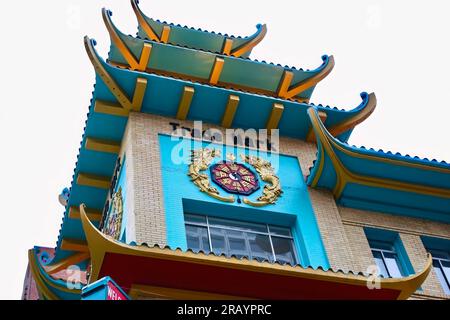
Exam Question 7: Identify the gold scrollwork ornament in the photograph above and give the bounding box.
[103,187,124,240]
[240,155,283,207]
[188,148,235,203]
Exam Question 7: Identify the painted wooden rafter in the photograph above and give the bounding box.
[131,0,170,43]
[85,36,147,114]
[103,8,152,72]
[277,56,335,100]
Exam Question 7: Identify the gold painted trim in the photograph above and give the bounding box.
[28,249,83,300]
[94,100,130,117]
[221,95,240,128]
[129,284,253,300]
[266,103,284,130]
[102,8,152,71]
[222,38,233,56]
[160,25,171,43]
[310,143,326,188]
[306,110,328,142]
[277,56,335,99]
[188,149,235,203]
[131,0,160,41]
[85,36,132,109]
[328,93,377,137]
[307,108,450,199]
[209,57,225,85]
[69,206,102,222]
[80,205,431,299]
[230,24,267,58]
[77,173,111,189]
[85,138,120,154]
[131,78,148,112]
[241,154,283,206]
[131,0,265,57]
[60,239,89,253]
[85,36,148,112]
[44,252,90,275]
[28,250,59,300]
[176,86,195,120]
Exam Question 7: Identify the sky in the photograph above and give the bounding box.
[0,0,449,300]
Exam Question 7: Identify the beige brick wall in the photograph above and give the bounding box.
[122,112,332,248]
[340,206,450,300]
[122,111,449,300]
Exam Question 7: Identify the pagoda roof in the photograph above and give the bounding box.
[307,107,450,223]
[27,247,83,300]
[104,8,333,103]
[131,0,266,58]
[77,205,431,300]
[47,37,377,265]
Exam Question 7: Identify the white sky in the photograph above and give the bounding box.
[0,0,449,300]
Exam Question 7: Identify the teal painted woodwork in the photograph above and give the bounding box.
[134,6,262,58]
[307,107,450,224]
[364,228,415,277]
[81,276,130,300]
[106,14,329,102]
[159,134,330,269]
[421,236,450,252]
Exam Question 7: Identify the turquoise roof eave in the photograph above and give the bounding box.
[131,0,265,58]
[306,108,450,223]
[49,37,374,264]
[104,8,331,102]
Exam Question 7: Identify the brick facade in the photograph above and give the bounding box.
[123,112,449,300]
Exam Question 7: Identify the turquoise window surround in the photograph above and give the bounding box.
[421,236,450,295]
[364,227,415,277]
[159,134,330,269]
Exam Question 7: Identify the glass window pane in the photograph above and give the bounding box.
[186,225,210,253]
[372,250,389,278]
[247,233,273,262]
[208,217,267,233]
[185,214,206,225]
[210,227,227,256]
[383,252,404,277]
[272,237,297,265]
[225,229,249,258]
[441,260,450,293]
[433,261,450,295]
[268,225,292,237]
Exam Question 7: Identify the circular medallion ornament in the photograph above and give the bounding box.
[210,162,260,196]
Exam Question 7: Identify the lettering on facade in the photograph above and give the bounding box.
[169,122,278,152]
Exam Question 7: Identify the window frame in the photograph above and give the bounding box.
[368,239,406,278]
[184,213,298,265]
[429,249,450,295]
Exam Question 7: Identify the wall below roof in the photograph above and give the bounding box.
[119,111,449,299]
[339,206,450,300]
[123,112,332,268]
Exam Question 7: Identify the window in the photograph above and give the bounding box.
[184,214,298,265]
[421,236,450,295]
[369,240,405,278]
[429,249,450,295]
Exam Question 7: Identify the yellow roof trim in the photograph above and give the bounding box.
[80,204,431,299]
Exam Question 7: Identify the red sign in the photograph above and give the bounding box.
[106,281,128,300]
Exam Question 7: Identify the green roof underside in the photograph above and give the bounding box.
[133,0,263,58]
[107,11,326,101]
[50,37,373,265]
[306,108,450,224]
